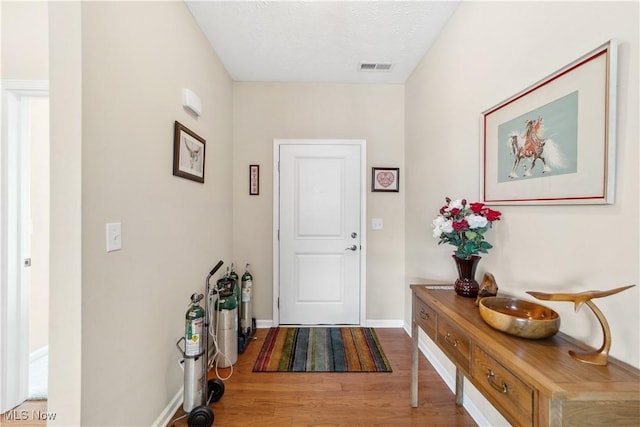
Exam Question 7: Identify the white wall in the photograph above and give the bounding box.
[233,82,405,324]
[79,2,233,425]
[405,1,639,425]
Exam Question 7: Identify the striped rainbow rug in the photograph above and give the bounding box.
[252,327,392,372]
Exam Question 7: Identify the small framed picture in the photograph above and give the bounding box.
[173,121,205,183]
[372,167,399,192]
[249,164,259,195]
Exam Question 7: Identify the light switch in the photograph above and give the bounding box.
[106,222,122,252]
[372,218,383,230]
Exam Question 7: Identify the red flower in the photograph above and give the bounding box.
[484,208,502,221]
[452,219,468,231]
[469,202,485,214]
[450,208,461,216]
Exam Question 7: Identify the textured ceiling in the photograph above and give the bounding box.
[186,1,459,84]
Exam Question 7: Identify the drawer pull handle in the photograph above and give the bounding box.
[487,370,508,394]
[444,333,458,347]
[420,309,430,320]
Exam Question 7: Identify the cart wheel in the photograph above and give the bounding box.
[208,379,225,402]
[187,405,214,427]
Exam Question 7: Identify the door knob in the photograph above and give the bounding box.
[345,245,357,251]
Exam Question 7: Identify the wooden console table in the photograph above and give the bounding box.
[411,284,640,427]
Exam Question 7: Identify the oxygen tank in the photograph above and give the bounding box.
[240,264,253,335]
[183,293,206,413]
[229,264,240,330]
[215,274,238,368]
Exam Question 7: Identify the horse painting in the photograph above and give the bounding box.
[508,116,552,178]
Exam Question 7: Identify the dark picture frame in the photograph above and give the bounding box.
[249,164,259,195]
[173,121,205,183]
[372,167,400,192]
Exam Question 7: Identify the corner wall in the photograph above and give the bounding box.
[49,2,82,424]
[80,2,233,425]
[405,2,639,425]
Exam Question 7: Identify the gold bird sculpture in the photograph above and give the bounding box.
[527,284,636,366]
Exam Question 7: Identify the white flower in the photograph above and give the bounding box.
[467,214,488,229]
[432,215,453,238]
[448,199,464,211]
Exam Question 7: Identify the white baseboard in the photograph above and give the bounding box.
[152,387,183,427]
[255,319,405,328]
[402,323,491,427]
[255,319,273,329]
[365,319,404,328]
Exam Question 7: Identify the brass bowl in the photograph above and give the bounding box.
[479,297,560,339]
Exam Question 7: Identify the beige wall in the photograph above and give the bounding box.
[79,2,233,425]
[233,82,405,323]
[405,1,639,425]
[49,2,82,424]
[1,0,48,80]
[29,97,49,353]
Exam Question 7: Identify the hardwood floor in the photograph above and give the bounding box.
[0,401,47,427]
[168,328,477,427]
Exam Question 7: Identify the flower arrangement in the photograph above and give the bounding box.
[432,197,502,260]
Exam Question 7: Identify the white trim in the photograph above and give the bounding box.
[0,80,49,413]
[151,387,184,427]
[365,319,404,328]
[255,319,274,329]
[255,319,404,329]
[272,139,367,327]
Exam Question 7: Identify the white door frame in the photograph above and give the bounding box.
[0,80,49,412]
[272,139,367,327]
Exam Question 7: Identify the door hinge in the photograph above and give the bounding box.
[277,298,279,309]
[278,229,280,240]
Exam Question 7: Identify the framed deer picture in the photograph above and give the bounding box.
[481,40,617,205]
[173,121,206,183]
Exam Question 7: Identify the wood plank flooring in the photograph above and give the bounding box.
[168,328,477,427]
[0,401,47,427]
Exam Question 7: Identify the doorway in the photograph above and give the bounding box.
[273,139,367,326]
[0,80,50,412]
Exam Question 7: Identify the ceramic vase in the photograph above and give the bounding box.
[453,255,480,298]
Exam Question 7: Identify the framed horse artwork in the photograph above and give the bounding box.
[480,40,617,205]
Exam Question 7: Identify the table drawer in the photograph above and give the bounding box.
[436,317,470,371]
[473,345,533,427]
[414,296,437,339]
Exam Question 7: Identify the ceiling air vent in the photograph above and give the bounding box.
[359,62,393,72]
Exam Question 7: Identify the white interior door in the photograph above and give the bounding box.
[277,142,364,325]
[1,81,48,412]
